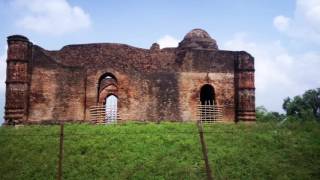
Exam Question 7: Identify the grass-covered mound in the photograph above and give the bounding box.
[0,122,319,179]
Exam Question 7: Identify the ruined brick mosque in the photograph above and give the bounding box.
[4,29,255,125]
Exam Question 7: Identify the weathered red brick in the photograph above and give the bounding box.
[4,29,255,125]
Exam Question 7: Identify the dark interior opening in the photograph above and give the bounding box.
[200,84,215,105]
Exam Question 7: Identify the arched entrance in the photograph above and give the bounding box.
[198,84,222,122]
[200,84,215,105]
[89,72,119,124]
[97,73,118,103]
[105,94,118,123]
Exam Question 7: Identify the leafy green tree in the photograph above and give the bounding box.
[282,88,320,121]
[303,88,320,119]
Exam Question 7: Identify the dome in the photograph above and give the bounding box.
[184,29,211,40]
[178,29,218,50]
[150,43,160,51]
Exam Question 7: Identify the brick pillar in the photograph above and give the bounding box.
[235,52,256,122]
[4,35,32,125]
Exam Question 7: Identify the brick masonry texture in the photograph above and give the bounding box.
[4,29,255,125]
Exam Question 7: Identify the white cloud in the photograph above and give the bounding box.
[223,33,320,112]
[273,15,290,32]
[157,35,179,48]
[0,46,7,89]
[273,0,320,42]
[13,0,91,35]
[297,0,320,33]
[0,46,7,124]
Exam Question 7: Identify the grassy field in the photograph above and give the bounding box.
[0,121,319,179]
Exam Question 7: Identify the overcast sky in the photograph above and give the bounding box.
[0,0,319,124]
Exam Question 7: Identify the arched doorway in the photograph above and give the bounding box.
[199,84,221,122]
[105,94,118,123]
[200,84,215,105]
[91,72,119,124]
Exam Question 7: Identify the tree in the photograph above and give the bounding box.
[303,88,320,119]
[282,88,320,121]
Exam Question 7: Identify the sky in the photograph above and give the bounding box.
[0,0,319,123]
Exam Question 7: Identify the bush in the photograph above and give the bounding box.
[256,106,285,122]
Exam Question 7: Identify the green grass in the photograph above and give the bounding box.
[0,122,319,179]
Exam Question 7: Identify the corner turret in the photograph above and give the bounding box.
[4,35,33,125]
